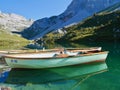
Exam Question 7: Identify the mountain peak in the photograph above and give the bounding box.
[0,12,33,32]
[22,0,120,40]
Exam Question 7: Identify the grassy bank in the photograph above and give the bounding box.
[0,30,29,50]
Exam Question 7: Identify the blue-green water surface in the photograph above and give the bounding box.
[0,42,120,90]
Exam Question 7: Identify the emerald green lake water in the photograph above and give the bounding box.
[0,42,120,90]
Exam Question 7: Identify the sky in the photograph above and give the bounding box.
[0,0,72,20]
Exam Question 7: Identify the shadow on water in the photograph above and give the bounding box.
[25,43,44,50]
[0,62,107,90]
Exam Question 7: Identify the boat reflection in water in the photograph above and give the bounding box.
[1,62,108,90]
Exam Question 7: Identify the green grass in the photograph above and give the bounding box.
[0,29,29,50]
[58,10,120,42]
[41,10,120,44]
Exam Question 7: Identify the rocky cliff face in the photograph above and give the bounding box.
[22,0,120,40]
[0,12,33,32]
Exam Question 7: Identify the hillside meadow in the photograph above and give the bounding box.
[42,10,120,44]
[0,29,29,49]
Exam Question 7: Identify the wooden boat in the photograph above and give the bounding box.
[3,48,108,69]
[0,47,102,58]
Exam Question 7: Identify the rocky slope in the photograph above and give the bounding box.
[22,0,120,40]
[0,11,33,32]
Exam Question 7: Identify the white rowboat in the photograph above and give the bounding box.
[0,47,102,58]
[3,48,108,69]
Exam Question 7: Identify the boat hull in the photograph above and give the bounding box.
[4,52,108,69]
[5,62,107,84]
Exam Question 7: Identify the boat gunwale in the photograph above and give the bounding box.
[3,51,109,60]
[0,47,101,53]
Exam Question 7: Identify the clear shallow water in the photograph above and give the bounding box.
[0,62,107,90]
[0,42,120,90]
